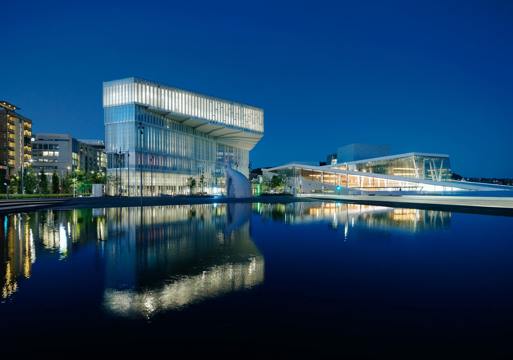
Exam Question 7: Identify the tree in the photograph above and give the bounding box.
[39,169,49,194]
[451,172,463,181]
[52,172,60,194]
[270,175,285,190]
[74,170,91,195]
[89,171,106,184]
[64,170,92,196]
[62,173,73,194]
[261,175,272,193]
[199,174,205,193]
[187,177,196,195]
[24,169,38,194]
[8,174,19,194]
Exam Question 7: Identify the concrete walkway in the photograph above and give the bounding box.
[299,193,513,214]
[3,194,513,216]
[0,198,69,213]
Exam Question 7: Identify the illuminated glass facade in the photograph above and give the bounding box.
[267,165,464,194]
[333,153,452,181]
[103,78,264,196]
[266,157,505,195]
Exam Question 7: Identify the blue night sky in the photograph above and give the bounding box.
[2,0,513,177]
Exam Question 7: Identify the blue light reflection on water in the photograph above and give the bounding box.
[1,202,513,356]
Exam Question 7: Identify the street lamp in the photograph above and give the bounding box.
[345,162,349,195]
[117,148,122,196]
[127,151,130,197]
[137,122,145,204]
[150,155,154,196]
[72,177,76,198]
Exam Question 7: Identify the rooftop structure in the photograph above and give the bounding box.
[337,143,390,163]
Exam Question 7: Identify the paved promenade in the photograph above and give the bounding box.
[2,194,513,216]
[299,193,513,215]
[0,198,68,213]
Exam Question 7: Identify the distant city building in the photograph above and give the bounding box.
[337,143,390,163]
[31,133,75,176]
[31,133,106,176]
[0,101,32,181]
[326,153,337,165]
[103,77,264,196]
[77,139,107,173]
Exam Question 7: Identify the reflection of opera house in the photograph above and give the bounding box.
[265,151,512,194]
[102,203,264,318]
[254,202,451,233]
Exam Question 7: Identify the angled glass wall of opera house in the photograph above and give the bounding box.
[103,78,264,196]
[264,152,512,195]
[334,153,452,181]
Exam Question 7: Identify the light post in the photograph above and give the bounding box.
[345,162,349,195]
[72,176,76,198]
[66,166,70,194]
[127,151,130,197]
[150,155,154,196]
[26,158,34,195]
[38,166,45,194]
[117,148,122,196]
[137,122,144,204]
[114,152,118,196]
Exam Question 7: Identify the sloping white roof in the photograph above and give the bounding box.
[333,152,450,166]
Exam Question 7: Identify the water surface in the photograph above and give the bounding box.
[1,202,513,357]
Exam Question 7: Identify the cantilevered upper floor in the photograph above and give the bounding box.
[103,77,264,150]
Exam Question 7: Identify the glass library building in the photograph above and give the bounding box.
[103,77,264,196]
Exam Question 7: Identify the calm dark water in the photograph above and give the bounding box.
[1,202,513,357]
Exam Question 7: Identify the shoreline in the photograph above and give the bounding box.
[1,194,513,217]
[301,193,513,217]
[0,195,311,214]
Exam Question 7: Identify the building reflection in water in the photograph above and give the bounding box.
[0,215,35,299]
[0,209,104,299]
[254,202,451,235]
[1,202,448,304]
[0,203,263,317]
[103,203,263,318]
